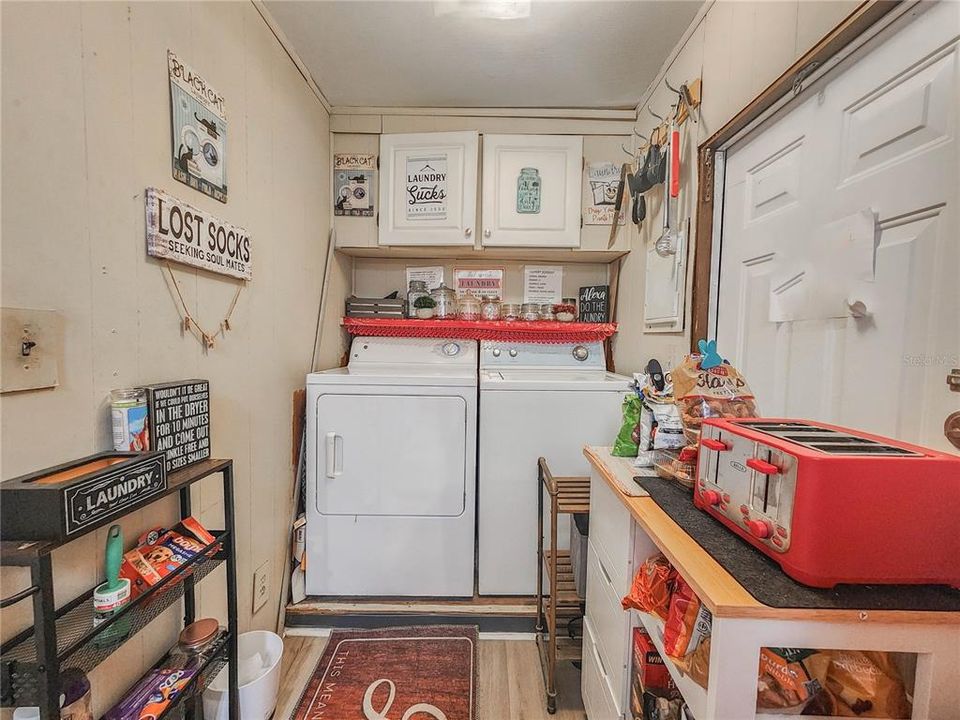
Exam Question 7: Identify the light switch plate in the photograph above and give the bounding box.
[253,560,270,613]
[1,307,63,393]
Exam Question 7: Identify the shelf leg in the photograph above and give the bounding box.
[32,555,59,720]
[179,486,200,720]
[536,461,545,633]
[223,463,240,720]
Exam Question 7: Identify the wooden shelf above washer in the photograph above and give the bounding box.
[335,244,630,264]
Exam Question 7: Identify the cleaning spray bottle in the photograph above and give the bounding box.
[93,524,132,648]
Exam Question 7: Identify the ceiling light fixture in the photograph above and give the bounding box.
[434,0,531,20]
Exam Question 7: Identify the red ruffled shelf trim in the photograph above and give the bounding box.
[341,317,618,344]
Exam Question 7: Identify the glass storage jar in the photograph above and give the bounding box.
[406,280,429,319]
[480,296,501,321]
[521,303,541,321]
[458,295,481,321]
[429,284,458,319]
[539,303,556,321]
[555,297,578,323]
[501,303,521,322]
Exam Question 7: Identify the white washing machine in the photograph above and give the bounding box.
[306,336,478,597]
[478,341,632,595]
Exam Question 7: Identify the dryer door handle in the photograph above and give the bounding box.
[325,432,343,478]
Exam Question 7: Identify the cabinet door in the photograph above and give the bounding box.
[378,131,478,246]
[481,134,582,247]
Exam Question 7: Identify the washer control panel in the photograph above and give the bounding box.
[479,341,605,369]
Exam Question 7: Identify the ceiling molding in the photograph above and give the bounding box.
[635,0,715,114]
[331,106,637,120]
[251,0,333,112]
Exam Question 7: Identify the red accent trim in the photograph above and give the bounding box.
[746,457,780,475]
[701,438,728,452]
[670,130,681,198]
[342,317,618,344]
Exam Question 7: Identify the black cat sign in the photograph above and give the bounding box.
[145,187,251,280]
[169,50,227,203]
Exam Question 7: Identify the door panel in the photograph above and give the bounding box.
[315,393,467,516]
[717,4,959,451]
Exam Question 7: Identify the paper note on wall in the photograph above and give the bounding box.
[523,265,563,304]
[768,209,877,322]
[406,266,444,291]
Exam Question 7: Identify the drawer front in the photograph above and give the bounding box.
[585,541,629,714]
[582,617,621,720]
[589,472,633,592]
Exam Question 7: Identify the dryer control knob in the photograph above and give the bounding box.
[441,342,461,357]
[492,348,501,357]
[508,349,518,358]
[572,345,589,361]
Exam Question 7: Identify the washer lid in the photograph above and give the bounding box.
[308,365,477,387]
[480,368,632,391]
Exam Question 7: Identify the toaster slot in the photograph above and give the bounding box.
[808,443,919,455]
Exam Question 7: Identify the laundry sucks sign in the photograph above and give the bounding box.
[145,187,251,280]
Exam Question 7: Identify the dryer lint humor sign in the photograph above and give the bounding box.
[169,50,227,203]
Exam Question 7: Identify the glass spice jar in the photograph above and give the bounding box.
[429,283,458,319]
[501,303,521,322]
[556,297,578,323]
[480,296,501,321]
[458,295,481,321]
[521,303,541,322]
[539,303,556,321]
[406,280,429,319]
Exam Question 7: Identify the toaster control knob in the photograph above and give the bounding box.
[701,490,722,506]
[746,519,773,539]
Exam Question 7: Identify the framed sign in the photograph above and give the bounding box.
[145,187,251,280]
[334,153,376,217]
[169,51,227,203]
[405,154,448,220]
[584,162,625,225]
[579,285,609,322]
[146,380,211,473]
[454,268,503,299]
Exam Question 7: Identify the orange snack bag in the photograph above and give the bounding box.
[621,554,677,621]
[756,647,831,713]
[662,576,711,660]
[825,650,912,718]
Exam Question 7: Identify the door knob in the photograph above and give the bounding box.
[945,412,960,450]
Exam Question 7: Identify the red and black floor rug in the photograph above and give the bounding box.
[290,626,478,720]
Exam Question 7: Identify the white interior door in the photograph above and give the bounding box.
[481,134,582,247]
[379,131,478,246]
[315,393,467,516]
[716,3,959,452]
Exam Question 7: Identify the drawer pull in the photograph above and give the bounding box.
[593,641,608,678]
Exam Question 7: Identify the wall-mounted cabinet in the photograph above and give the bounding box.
[480,134,583,248]
[378,131,478,246]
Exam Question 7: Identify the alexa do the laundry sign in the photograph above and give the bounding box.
[145,187,252,280]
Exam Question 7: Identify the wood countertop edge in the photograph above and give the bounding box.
[582,446,960,626]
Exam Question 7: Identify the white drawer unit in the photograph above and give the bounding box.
[588,469,634,591]
[582,617,621,720]
[585,542,630,716]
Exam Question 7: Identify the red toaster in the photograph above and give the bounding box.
[694,418,960,588]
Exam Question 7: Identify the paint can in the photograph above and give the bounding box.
[111,388,149,451]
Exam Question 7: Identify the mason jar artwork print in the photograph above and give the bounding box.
[516,167,541,214]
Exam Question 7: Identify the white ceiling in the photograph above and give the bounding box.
[263,1,703,109]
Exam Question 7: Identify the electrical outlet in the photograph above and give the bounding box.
[253,561,270,613]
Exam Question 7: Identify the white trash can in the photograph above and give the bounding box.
[203,630,284,720]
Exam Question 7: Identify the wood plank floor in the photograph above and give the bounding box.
[276,634,586,720]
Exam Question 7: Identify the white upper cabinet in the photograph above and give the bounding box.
[378,131,479,246]
[481,134,583,248]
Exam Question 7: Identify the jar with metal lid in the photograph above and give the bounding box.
[406,280,429,319]
[480,296,501,321]
[458,295,481,321]
[110,388,148,452]
[167,618,223,670]
[501,303,521,322]
[555,297,578,323]
[539,303,556,321]
[429,284,458,319]
[521,303,541,322]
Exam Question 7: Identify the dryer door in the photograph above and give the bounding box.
[315,393,467,517]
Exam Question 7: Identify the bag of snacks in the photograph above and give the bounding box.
[824,650,912,718]
[622,554,677,620]
[673,635,711,690]
[756,647,832,714]
[613,394,644,457]
[662,576,712,661]
[671,354,758,443]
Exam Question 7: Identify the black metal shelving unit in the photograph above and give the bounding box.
[0,458,239,720]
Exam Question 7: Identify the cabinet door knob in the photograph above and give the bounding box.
[464,228,472,238]
[483,229,491,238]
